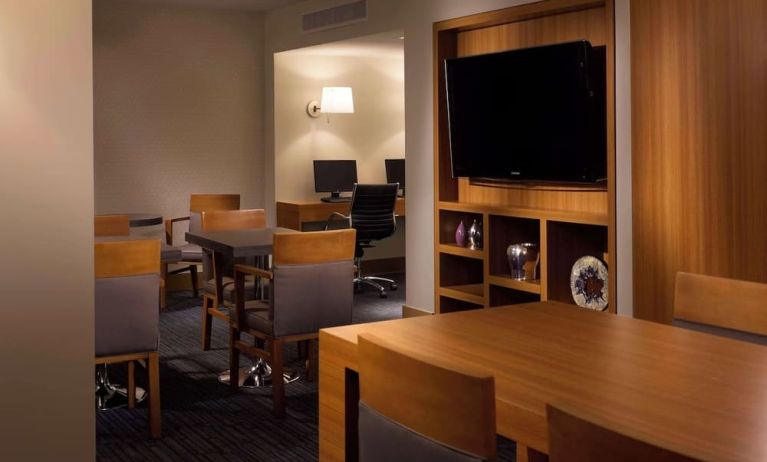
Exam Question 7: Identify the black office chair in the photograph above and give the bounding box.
[326,183,399,298]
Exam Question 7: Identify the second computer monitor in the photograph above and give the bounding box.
[385,158,405,196]
[314,160,357,202]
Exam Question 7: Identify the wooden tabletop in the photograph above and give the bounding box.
[319,301,767,462]
[126,213,163,227]
[185,227,296,258]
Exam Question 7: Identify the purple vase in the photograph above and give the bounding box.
[455,220,466,247]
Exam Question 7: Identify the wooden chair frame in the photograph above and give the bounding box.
[164,194,240,298]
[547,401,701,461]
[228,229,356,416]
[674,271,767,336]
[199,209,266,350]
[95,240,161,438]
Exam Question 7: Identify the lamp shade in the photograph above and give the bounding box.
[320,87,354,114]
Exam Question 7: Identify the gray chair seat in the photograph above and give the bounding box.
[229,302,273,334]
[203,276,266,304]
[179,243,203,261]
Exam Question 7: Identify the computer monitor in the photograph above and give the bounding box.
[385,158,405,196]
[313,160,358,202]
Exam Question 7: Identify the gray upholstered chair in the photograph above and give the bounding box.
[673,271,767,344]
[547,402,700,462]
[95,239,162,438]
[165,194,240,298]
[357,333,497,461]
[229,229,356,416]
[199,208,266,350]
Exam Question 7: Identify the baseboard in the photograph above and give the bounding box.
[402,305,433,318]
[362,257,405,275]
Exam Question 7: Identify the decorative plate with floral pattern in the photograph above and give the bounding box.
[570,256,608,310]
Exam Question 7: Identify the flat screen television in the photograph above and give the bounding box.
[445,40,606,183]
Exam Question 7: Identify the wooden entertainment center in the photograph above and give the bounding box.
[433,0,616,314]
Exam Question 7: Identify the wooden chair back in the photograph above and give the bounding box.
[547,402,701,462]
[95,240,160,278]
[189,194,240,213]
[201,209,266,232]
[95,215,130,237]
[273,229,356,265]
[674,272,767,336]
[358,333,496,460]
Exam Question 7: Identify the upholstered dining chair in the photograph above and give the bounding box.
[199,208,266,350]
[165,194,240,297]
[229,229,356,416]
[357,333,496,461]
[547,402,700,461]
[95,214,130,237]
[325,183,399,298]
[674,271,767,343]
[95,239,162,438]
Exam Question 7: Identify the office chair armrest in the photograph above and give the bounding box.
[164,216,190,245]
[324,212,350,231]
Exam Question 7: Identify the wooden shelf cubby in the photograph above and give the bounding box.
[433,0,616,314]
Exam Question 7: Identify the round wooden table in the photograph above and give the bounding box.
[127,213,163,228]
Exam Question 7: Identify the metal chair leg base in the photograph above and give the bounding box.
[96,365,147,411]
[218,359,299,388]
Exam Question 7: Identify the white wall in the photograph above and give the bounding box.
[94,0,265,244]
[274,53,404,201]
[274,47,406,259]
[0,0,95,459]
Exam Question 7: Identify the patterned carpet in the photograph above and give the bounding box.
[96,274,515,461]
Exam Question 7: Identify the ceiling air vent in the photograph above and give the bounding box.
[302,0,367,33]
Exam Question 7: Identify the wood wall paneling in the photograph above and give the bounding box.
[632,0,767,322]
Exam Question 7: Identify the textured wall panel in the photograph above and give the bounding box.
[94,0,265,242]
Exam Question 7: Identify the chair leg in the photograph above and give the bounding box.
[160,263,168,309]
[127,361,136,409]
[229,326,240,392]
[306,339,318,382]
[190,264,199,298]
[355,277,387,297]
[271,339,285,417]
[201,294,214,351]
[147,352,161,439]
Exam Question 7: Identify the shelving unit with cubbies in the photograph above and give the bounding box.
[433,0,616,314]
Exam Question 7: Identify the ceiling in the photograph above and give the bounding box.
[123,0,305,11]
[283,30,405,59]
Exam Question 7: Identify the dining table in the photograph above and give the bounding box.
[319,301,767,462]
[185,227,296,303]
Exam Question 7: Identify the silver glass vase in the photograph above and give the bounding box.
[468,219,482,250]
[507,243,539,280]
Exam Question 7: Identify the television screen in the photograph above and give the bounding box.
[445,40,606,183]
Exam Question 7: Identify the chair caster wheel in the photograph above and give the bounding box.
[354,283,362,294]
[390,283,398,291]
[379,291,388,298]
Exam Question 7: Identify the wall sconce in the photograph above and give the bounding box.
[306,87,354,121]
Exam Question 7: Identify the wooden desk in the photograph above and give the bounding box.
[276,198,405,230]
[319,302,767,462]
